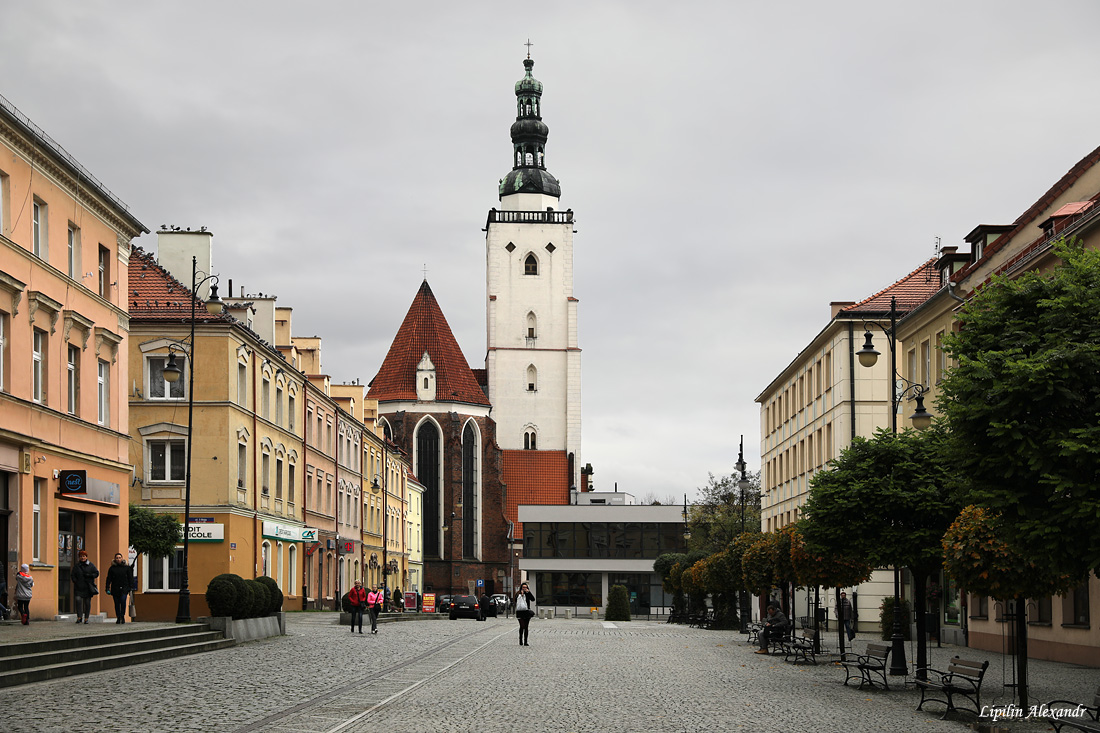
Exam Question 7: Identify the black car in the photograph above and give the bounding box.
[436,595,453,613]
[449,594,483,620]
[479,594,498,618]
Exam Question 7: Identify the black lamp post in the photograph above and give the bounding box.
[735,435,752,633]
[161,256,222,624]
[853,294,932,676]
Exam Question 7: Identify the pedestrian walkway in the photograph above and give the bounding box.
[0,614,1094,732]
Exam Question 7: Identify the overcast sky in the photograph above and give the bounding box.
[4,2,1100,502]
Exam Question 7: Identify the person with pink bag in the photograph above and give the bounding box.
[366,584,384,634]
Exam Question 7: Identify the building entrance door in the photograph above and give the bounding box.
[57,510,86,614]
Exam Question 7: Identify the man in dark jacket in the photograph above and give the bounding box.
[105,553,132,624]
[755,603,788,654]
[71,550,99,624]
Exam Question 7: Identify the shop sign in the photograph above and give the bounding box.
[301,528,319,542]
[336,538,356,555]
[187,523,224,542]
[59,470,87,494]
[262,520,304,542]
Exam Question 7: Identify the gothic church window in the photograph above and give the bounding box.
[524,429,537,450]
[527,365,537,392]
[524,254,538,276]
[416,420,441,558]
[462,421,478,559]
[526,312,537,339]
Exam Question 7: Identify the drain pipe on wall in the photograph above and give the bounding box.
[848,322,856,443]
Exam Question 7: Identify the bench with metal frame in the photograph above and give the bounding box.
[915,656,989,719]
[1045,687,1100,733]
[782,628,823,665]
[839,642,892,690]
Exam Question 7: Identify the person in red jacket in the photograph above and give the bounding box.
[348,580,367,634]
[366,584,384,634]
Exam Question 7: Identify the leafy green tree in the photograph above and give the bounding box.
[128,504,182,560]
[939,239,1100,579]
[800,423,963,674]
[685,471,761,555]
[943,505,1078,709]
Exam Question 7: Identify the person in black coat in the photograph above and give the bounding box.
[105,553,132,624]
[71,550,99,624]
[513,582,535,645]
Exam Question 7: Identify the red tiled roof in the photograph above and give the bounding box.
[840,258,939,317]
[128,247,229,323]
[502,449,570,536]
[366,281,489,406]
[955,143,1100,281]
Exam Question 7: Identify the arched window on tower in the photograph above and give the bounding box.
[526,312,537,339]
[527,365,537,392]
[524,254,538,276]
[516,150,522,166]
[525,152,534,166]
[416,420,441,558]
[537,150,543,167]
[461,421,479,559]
[524,429,538,451]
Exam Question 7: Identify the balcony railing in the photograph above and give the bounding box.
[487,209,574,225]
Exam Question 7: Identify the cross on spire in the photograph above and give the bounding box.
[525,39,533,58]
[422,263,429,281]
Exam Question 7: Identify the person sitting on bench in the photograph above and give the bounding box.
[756,603,788,654]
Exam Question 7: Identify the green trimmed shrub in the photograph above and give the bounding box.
[255,576,283,615]
[244,579,267,618]
[234,580,255,619]
[205,577,238,618]
[606,584,631,622]
[879,597,912,641]
[210,574,250,619]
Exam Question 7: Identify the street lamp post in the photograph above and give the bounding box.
[854,294,932,676]
[735,436,752,633]
[161,256,222,624]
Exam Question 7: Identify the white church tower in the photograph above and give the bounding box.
[485,53,581,490]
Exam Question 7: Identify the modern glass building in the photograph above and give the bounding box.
[517,495,687,616]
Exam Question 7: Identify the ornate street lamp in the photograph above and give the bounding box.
[162,256,222,623]
[855,294,931,676]
[735,436,752,633]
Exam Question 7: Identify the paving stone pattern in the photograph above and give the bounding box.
[1,614,1096,732]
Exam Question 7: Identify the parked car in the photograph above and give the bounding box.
[490,594,508,614]
[479,593,498,618]
[437,595,454,613]
[449,594,483,620]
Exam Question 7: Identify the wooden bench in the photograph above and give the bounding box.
[1045,687,1100,733]
[916,656,989,719]
[783,629,821,665]
[839,642,891,690]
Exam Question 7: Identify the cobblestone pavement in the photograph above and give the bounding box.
[1,614,1096,732]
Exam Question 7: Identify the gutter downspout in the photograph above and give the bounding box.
[253,353,260,580]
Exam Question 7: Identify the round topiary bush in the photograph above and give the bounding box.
[606,584,631,622]
[244,579,267,618]
[210,573,250,619]
[255,576,283,615]
[205,577,238,618]
[341,592,353,613]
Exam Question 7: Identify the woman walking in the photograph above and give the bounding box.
[71,550,99,624]
[366,584,384,634]
[105,553,132,624]
[15,563,33,625]
[513,581,535,646]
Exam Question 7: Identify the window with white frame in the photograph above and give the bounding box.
[146,548,184,590]
[98,245,110,298]
[261,452,271,495]
[32,199,47,259]
[262,378,270,419]
[33,477,43,561]
[276,541,284,589]
[0,310,7,391]
[148,356,186,399]
[149,439,186,482]
[288,463,296,506]
[97,359,110,426]
[276,385,284,425]
[288,545,296,595]
[261,541,271,576]
[67,224,79,279]
[0,170,7,236]
[237,363,247,406]
[306,408,313,444]
[67,344,79,415]
[32,328,46,404]
[288,394,296,431]
[276,457,284,500]
[238,442,247,488]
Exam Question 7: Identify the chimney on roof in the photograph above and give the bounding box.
[830,301,856,319]
[157,229,215,301]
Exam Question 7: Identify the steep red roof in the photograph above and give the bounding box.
[502,449,571,536]
[367,281,489,406]
[128,246,229,323]
[840,258,939,317]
